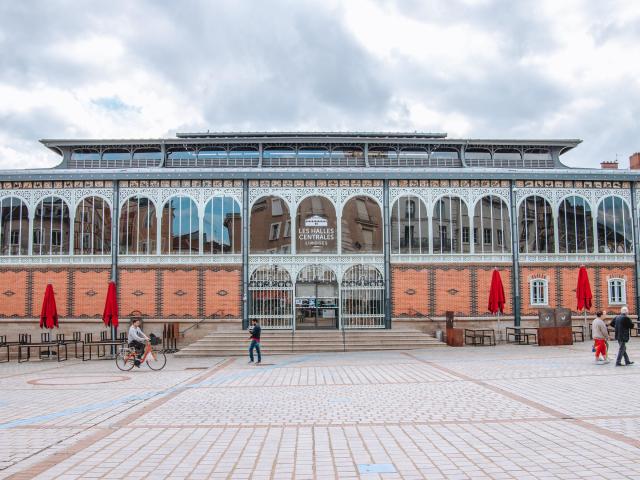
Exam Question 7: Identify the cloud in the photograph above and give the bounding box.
[0,0,638,169]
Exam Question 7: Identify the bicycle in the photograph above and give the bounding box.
[115,340,167,371]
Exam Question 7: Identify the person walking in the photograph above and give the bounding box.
[612,306,634,367]
[591,311,609,364]
[248,319,262,365]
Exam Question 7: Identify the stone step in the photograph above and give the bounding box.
[176,329,445,356]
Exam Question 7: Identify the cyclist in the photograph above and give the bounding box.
[128,318,150,367]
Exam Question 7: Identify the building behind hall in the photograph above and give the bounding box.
[0,132,638,345]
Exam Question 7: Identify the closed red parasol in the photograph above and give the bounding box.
[39,284,59,329]
[488,269,506,314]
[102,281,119,328]
[576,266,593,311]
[576,265,593,333]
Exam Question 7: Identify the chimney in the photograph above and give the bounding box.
[630,152,640,170]
[600,160,619,170]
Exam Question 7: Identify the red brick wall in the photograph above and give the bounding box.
[0,265,242,320]
[391,264,634,318]
[392,265,512,317]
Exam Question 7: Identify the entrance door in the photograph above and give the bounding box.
[295,265,339,329]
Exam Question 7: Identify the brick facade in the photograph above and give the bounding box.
[392,263,634,319]
[0,265,242,320]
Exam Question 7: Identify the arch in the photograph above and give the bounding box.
[249,265,293,329]
[296,195,337,254]
[295,265,339,329]
[119,196,157,255]
[250,196,292,254]
[557,195,594,254]
[161,196,199,254]
[518,195,555,253]
[341,265,384,328]
[0,196,29,256]
[390,195,429,254]
[74,196,112,255]
[203,196,242,254]
[473,195,511,253]
[341,195,383,254]
[33,196,71,255]
[596,195,633,253]
[432,195,470,254]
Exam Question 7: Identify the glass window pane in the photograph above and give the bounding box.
[119,196,157,255]
[33,197,70,255]
[74,196,111,255]
[251,196,291,254]
[0,197,29,255]
[341,196,382,253]
[204,197,241,254]
[296,196,337,254]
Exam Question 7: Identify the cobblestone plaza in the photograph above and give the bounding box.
[1,343,638,479]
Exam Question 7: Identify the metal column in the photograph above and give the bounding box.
[111,180,120,344]
[242,180,249,330]
[509,180,521,327]
[631,182,640,317]
[383,180,392,329]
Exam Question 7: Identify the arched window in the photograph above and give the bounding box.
[203,197,241,254]
[341,196,383,253]
[0,197,29,255]
[341,265,384,328]
[33,197,71,255]
[391,195,428,254]
[119,196,157,255]
[250,196,291,254]
[558,196,594,253]
[161,197,199,254]
[473,195,511,253]
[432,196,470,253]
[518,196,554,253]
[249,266,293,329]
[74,196,111,255]
[597,196,633,253]
[296,196,337,253]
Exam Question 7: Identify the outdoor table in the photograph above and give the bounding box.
[505,327,538,345]
[56,332,83,359]
[464,329,496,346]
[0,335,9,362]
[82,332,126,361]
[18,337,68,363]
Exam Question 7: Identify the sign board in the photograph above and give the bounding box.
[538,308,555,328]
[298,215,335,249]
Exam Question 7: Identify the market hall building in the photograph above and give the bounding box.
[0,132,639,346]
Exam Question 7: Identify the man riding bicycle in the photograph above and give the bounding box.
[128,318,150,367]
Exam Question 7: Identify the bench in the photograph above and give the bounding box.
[506,327,538,345]
[464,329,496,346]
[82,332,126,361]
[18,333,68,363]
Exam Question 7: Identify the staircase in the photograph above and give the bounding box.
[176,329,445,357]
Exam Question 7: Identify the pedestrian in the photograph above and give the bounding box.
[248,319,261,365]
[591,311,609,364]
[611,306,634,367]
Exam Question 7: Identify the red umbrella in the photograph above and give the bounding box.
[39,284,59,329]
[102,281,119,328]
[576,266,592,333]
[488,269,506,314]
[576,266,593,311]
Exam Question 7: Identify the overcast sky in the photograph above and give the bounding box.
[0,0,639,169]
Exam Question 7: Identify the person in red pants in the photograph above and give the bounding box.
[592,311,610,364]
